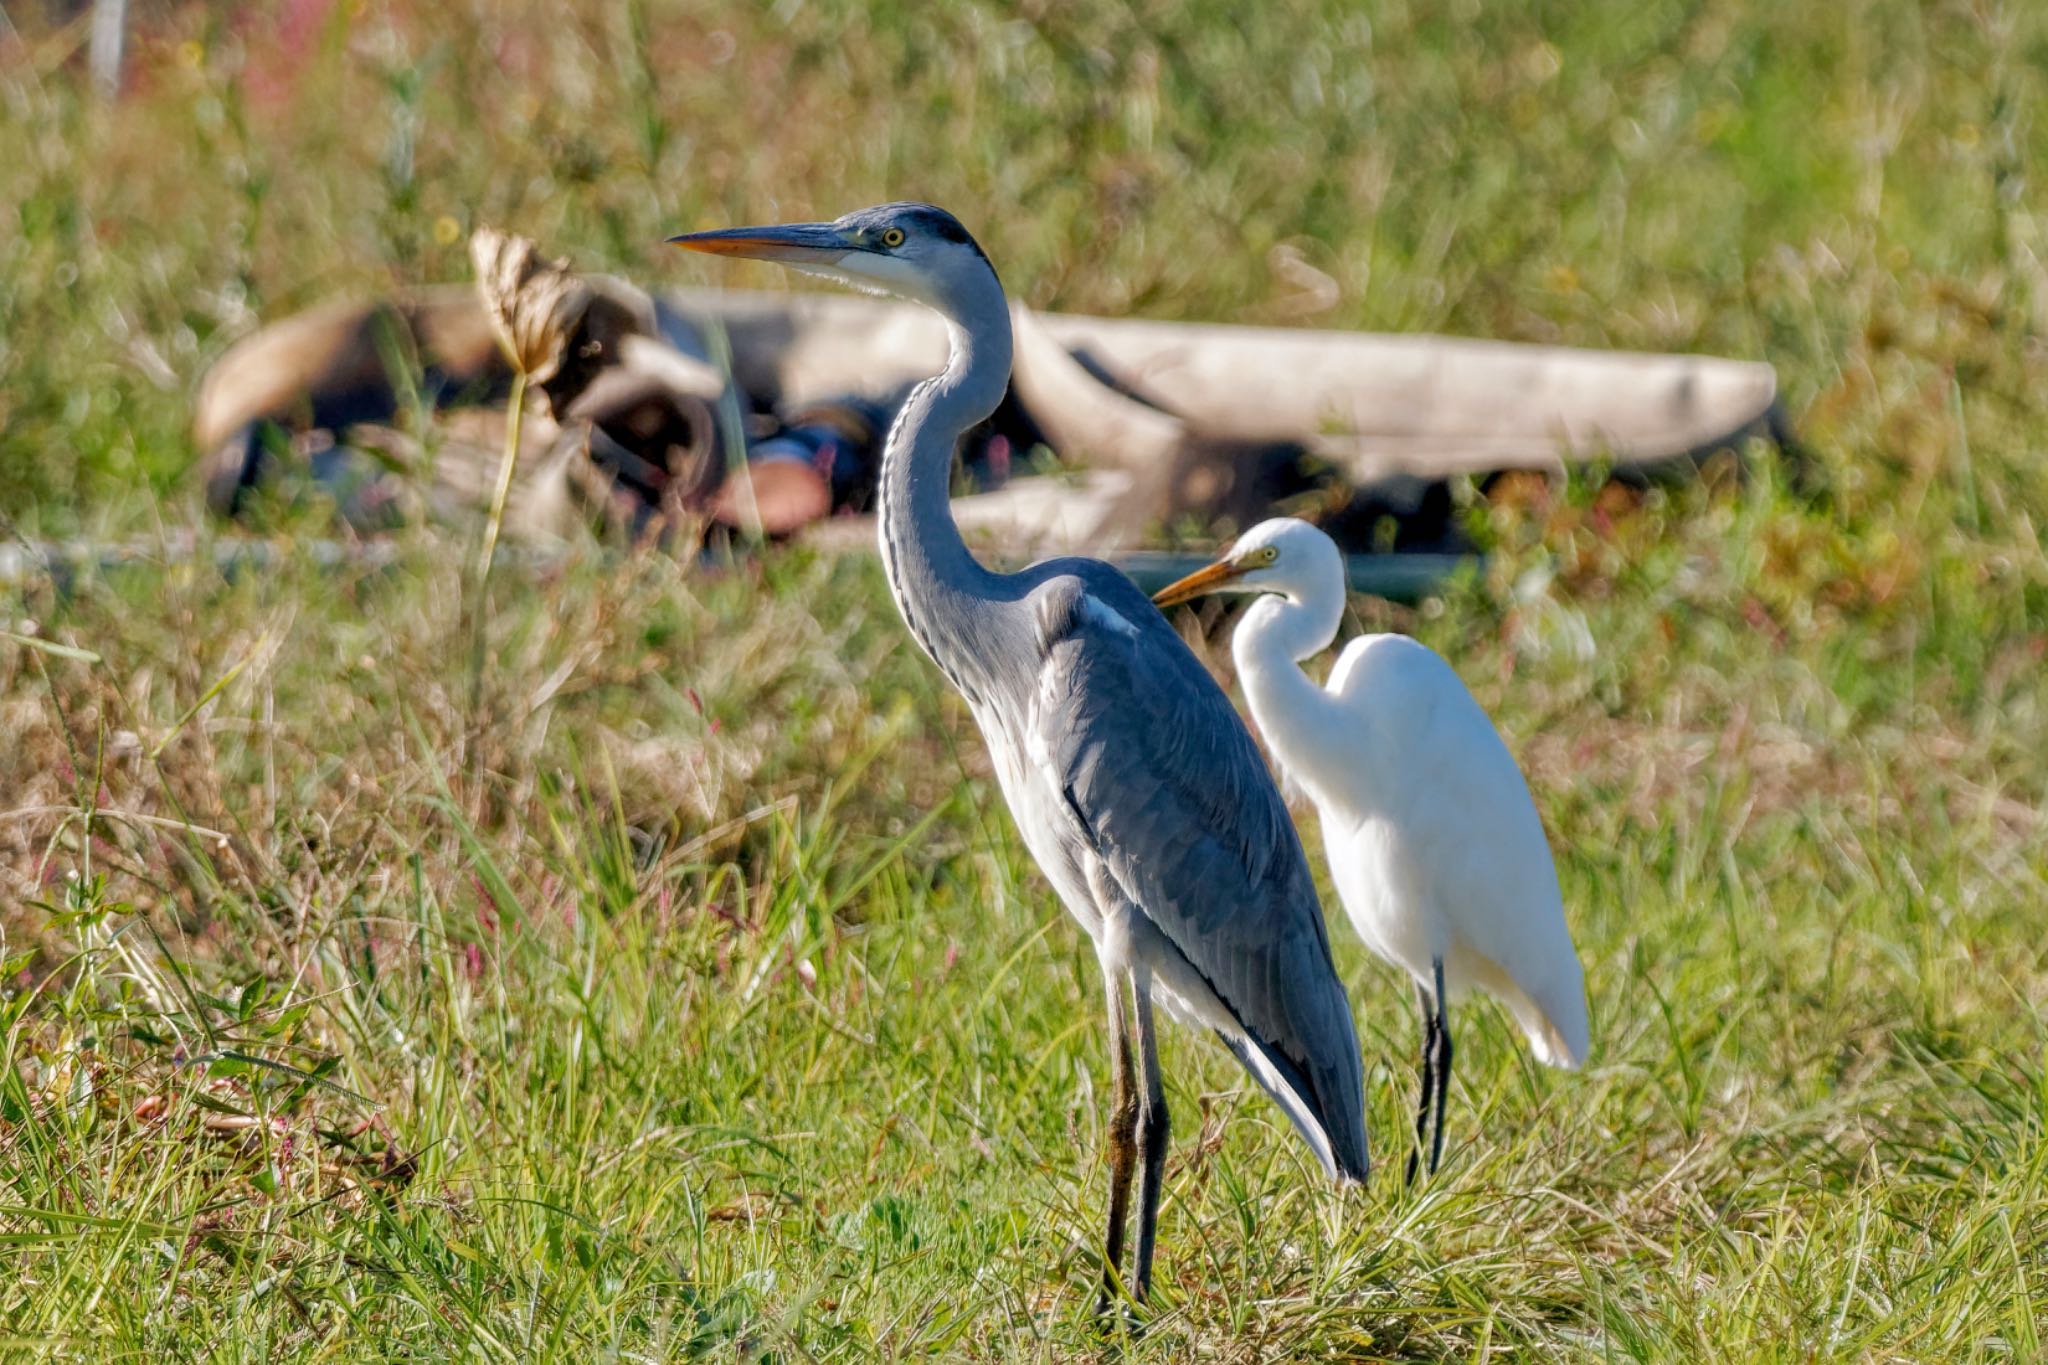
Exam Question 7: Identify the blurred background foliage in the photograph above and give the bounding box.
[3,0,2046,527]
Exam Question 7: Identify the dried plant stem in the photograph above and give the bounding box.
[475,369,528,589]
[468,368,527,724]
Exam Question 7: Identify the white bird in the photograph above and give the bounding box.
[1154,517,1588,1178]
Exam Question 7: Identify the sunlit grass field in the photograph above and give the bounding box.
[4,2,2047,1359]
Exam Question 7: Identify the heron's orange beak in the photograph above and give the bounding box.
[1152,558,1247,609]
[665,222,853,266]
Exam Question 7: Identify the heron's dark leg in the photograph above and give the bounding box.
[1404,978,1439,1186]
[1130,972,1169,1303]
[1427,957,1452,1177]
[1098,968,1140,1315]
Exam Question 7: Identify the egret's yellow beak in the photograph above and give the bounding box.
[1152,558,1247,609]
[665,221,853,266]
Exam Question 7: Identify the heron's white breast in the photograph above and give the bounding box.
[973,700,1104,944]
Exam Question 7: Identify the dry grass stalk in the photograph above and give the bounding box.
[467,227,592,587]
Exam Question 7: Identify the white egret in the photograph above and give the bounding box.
[1154,517,1588,1178]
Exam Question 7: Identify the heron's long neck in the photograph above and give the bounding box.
[877,289,1012,688]
[1232,589,1352,813]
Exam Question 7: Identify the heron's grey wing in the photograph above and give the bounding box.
[1028,571,1369,1180]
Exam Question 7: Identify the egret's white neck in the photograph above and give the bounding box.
[1237,574,1346,668]
[1231,582,1354,816]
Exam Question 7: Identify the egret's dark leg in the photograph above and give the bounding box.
[1130,973,1169,1303]
[1426,957,1452,1177]
[1098,970,1140,1315]
[1404,979,1440,1186]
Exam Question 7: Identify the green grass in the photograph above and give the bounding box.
[4,1,2048,1359]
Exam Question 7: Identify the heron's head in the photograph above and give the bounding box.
[1151,517,1342,608]
[667,202,998,316]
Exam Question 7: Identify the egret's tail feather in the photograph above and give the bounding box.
[1497,975,1589,1070]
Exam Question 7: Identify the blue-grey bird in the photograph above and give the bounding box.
[669,203,1369,1307]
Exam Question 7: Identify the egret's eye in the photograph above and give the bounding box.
[1258,546,1280,564]
[880,227,907,248]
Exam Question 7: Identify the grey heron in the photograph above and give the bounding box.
[669,206,1369,1306]
[1153,518,1589,1179]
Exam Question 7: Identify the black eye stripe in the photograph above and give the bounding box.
[837,203,993,269]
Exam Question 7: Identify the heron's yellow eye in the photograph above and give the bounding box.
[1259,546,1280,564]
[880,227,907,248]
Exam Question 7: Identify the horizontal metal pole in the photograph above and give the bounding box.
[1,537,1477,605]
[1108,551,1475,603]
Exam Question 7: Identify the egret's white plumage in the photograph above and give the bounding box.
[1154,517,1588,1175]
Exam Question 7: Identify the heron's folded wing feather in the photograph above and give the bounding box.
[1028,571,1368,1176]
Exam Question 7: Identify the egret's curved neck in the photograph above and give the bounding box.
[877,266,1012,685]
[1232,584,1351,812]
[1237,578,1344,670]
